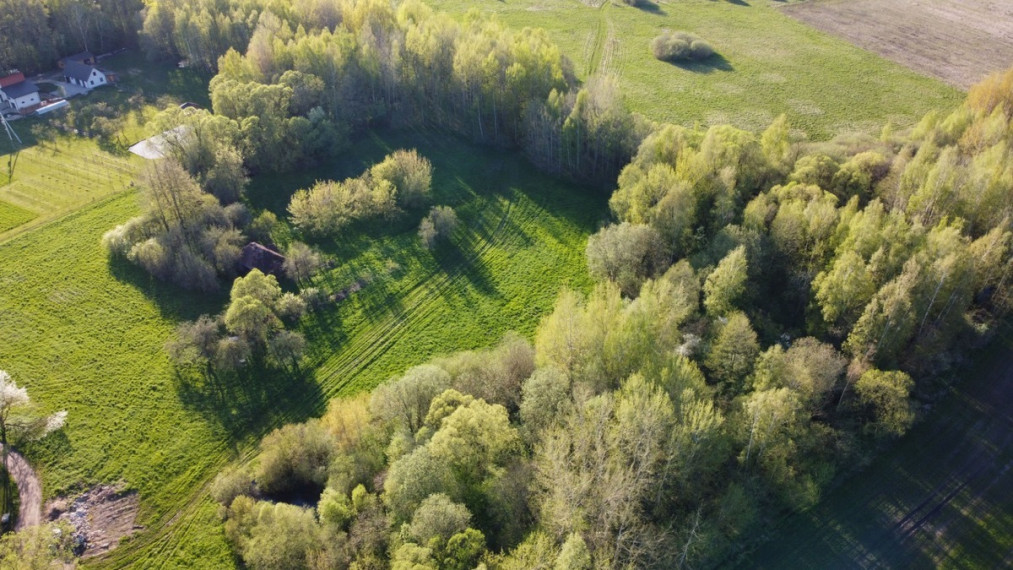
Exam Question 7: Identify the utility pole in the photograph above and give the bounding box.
[1,113,22,185]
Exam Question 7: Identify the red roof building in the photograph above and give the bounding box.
[0,72,26,88]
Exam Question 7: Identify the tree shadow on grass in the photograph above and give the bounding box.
[670,53,734,74]
[431,235,498,300]
[174,362,324,444]
[106,254,226,321]
[632,0,667,16]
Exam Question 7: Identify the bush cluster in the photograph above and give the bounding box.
[288,149,433,236]
[651,30,715,62]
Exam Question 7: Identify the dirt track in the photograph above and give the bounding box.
[782,0,1013,89]
[0,444,42,531]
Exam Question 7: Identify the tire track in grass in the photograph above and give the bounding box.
[311,193,519,399]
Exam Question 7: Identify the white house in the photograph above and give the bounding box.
[0,72,40,113]
[64,61,111,89]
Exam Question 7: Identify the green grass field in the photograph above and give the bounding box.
[0,138,138,242]
[0,129,599,567]
[426,0,963,139]
[734,325,1013,569]
[0,199,37,233]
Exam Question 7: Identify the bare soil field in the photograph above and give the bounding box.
[782,0,1013,89]
[48,485,142,558]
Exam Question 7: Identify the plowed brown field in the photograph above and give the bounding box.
[782,0,1013,89]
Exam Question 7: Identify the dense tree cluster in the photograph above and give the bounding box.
[139,0,643,185]
[101,106,260,291]
[288,149,432,236]
[0,0,141,74]
[597,98,1013,375]
[102,158,251,292]
[213,67,1013,568]
[168,269,316,379]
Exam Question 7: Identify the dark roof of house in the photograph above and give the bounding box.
[239,242,286,275]
[64,61,98,82]
[2,80,38,99]
[65,51,94,63]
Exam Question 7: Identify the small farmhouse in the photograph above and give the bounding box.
[0,72,40,113]
[239,242,286,275]
[64,61,115,89]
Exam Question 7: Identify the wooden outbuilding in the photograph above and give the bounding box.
[239,242,286,275]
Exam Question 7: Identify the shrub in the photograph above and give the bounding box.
[651,30,715,62]
[211,468,255,507]
[289,150,432,236]
[255,420,335,498]
[419,206,459,248]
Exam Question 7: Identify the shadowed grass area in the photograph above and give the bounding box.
[734,324,1013,569]
[426,0,963,139]
[249,128,604,402]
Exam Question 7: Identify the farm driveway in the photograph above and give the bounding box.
[0,445,42,531]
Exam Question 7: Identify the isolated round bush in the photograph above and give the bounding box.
[651,30,715,62]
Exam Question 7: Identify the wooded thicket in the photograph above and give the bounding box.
[0,0,141,73]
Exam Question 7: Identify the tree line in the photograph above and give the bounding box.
[139,0,644,185]
[0,0,141,74]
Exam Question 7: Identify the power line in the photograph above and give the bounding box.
[0,113,22,184]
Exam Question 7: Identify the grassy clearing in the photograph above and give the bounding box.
[0,190,234,566]
[284,130,600,398]
[1,129,600,567]
[426,0,963,139]
[736,325,1013,569]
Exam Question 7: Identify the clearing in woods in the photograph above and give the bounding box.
[737,325,1013,569]
[781,0,1013,90]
